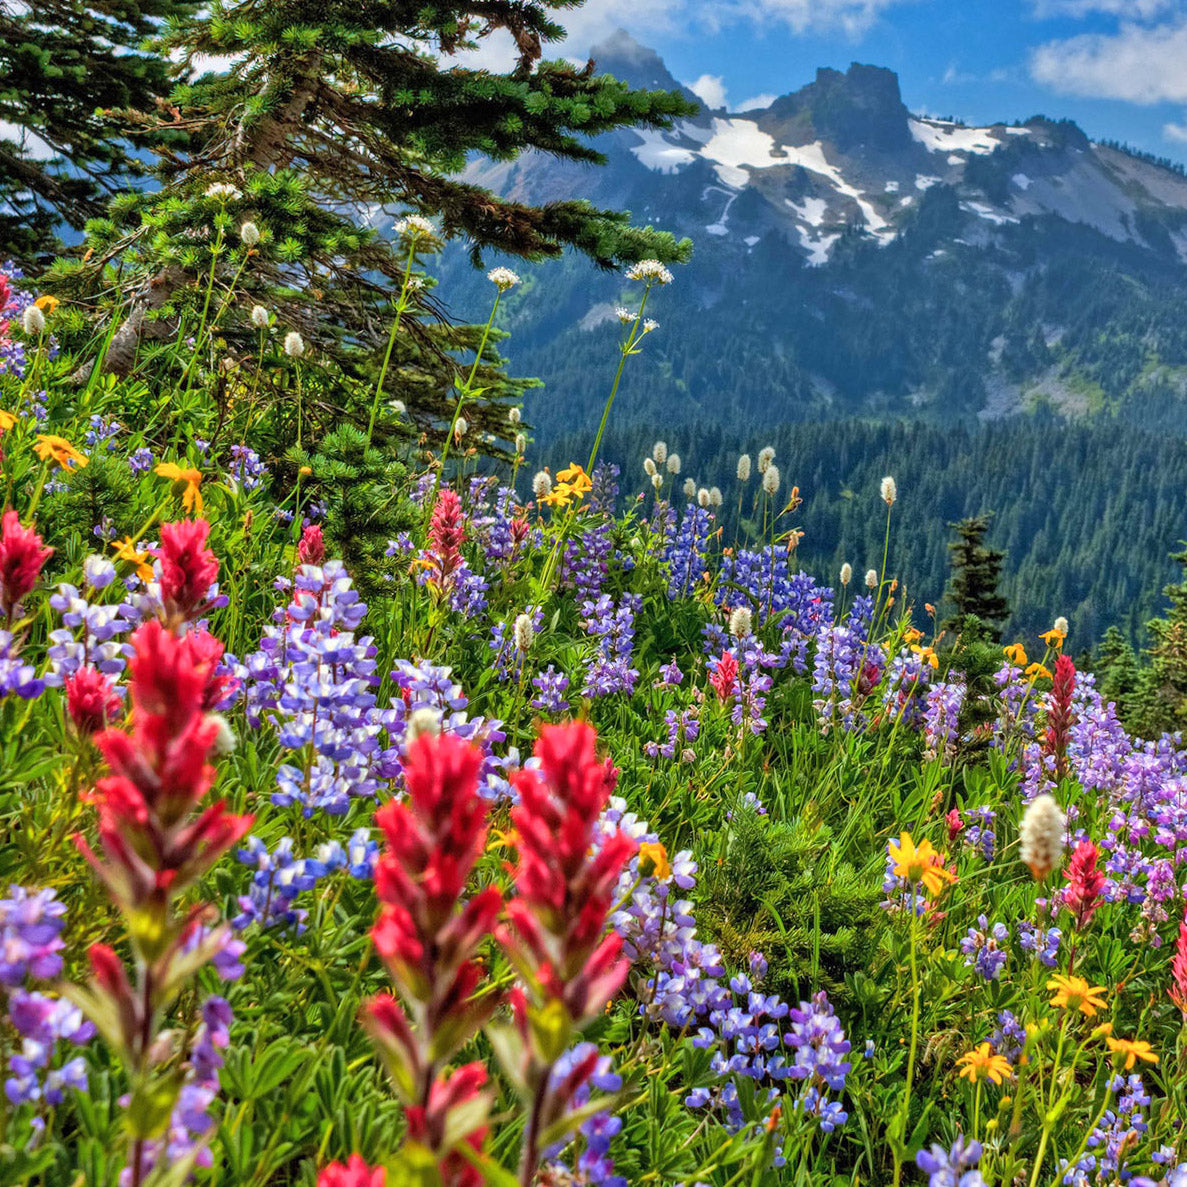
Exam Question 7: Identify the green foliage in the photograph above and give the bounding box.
[943,514,1009,642]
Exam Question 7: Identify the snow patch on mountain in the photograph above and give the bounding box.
[630,128,696,174]
[909,118,1002,156]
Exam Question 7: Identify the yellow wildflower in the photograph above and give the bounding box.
[111,536,154,582]
[1025,662,1053,682]
[638,841,671,880]
[911,644,939,670]
[903,627,923,644]
[1040,627,1065,650]
[33,295,60,314]
[888,832,955,897]
[1106,1037,1158,1070]
[0,409,15,432]
[554,462,592,495]
[1003,643,1028,666]
[155,462,204,514]
[956,1043,1012,1085]
[33,434,87,471]
[1047,974,1108,1017]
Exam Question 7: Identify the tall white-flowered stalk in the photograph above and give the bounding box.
[736,454,751,483]
[440,264,518,467]
[586,260,673,475]
[368,218,440,445]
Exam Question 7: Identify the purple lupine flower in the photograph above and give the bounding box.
[582,594,640,697]
[916,1135,985,1187]
[0,887,66,984]
[960,914,1009,980]
[229,444,268,492]
[665,504,713,598]
[786,992,852,1091]
[531,665,570,714]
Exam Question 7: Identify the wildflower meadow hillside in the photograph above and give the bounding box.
[3,244,1187,1187]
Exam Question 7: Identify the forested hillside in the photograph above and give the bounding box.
[549,416,1187,646]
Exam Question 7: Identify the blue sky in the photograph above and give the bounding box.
[546,0,1187,164]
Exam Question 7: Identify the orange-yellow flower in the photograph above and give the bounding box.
[1106,1037,1158,1070]
[1047,974,1108,1017]
[0,409,15,432]
[34,295,59,314]
[1025,662,1052,682]
[888,832,955,897]
[111,536,154,582]
[554,462,592,495]
[155,462,204,514]
[638,841,671,880]
[1040,627,1065,650]
[956,1043,1012,1085]
[1003,643,1028,666]
[903,627,923,644]
[911,644,939,670]
[33,434,87,470]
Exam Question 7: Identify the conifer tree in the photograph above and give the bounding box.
[0,0,195,259]
[943,514,1009,642]
[1094,624,1140,724]
[1131,543,1187,735]
[58,0,695,449]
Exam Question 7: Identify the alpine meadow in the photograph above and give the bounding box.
[7,2,1187,1186]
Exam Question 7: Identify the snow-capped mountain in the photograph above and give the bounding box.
[467,30,1187,271]
[448,32,1187,436]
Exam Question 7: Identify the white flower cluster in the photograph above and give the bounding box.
[487,267,520,291]
[625,259,673,285]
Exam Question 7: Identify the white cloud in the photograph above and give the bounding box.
[1164,122,1187,144]
[1030,19,1187,104]
[688,73,727,108]
[720,0,917,37]
[1030,0,1174,19]
[736,93,778,110]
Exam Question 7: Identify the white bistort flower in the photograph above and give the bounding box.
[284,331,305,358]
[508,407,522,425]
[762,464,780,497]
[488,267,520,291]
[709,487,722,507]
[1053,616,1069,636]
[758,446,775,474]
[736,454,752,482]
[394,215,438,244]
[683,478,696,499]
[1020,793,1066,880]
[651,472,664,492]
[515,432,526,454]
[652,441,668,465]
[21,305,45,335]
[840,562,853,586]
[729,606,752,638]
[881,475,897,507]
[865,568,878,589]
[532,471,552,500]
[240,221,260,245]
[250,304,270,329]
[513,612,534,652]
[405,707,441,745]
[643,457,657,477]
[204,182,241,201]
[666,453,681,476]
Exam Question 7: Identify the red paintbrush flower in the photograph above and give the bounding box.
[0,509,52,620]
[65,667,122,736]
[183,626,238,711]
[425,487,464,593]
[1170,906,1187,1017]
[80,621,252,906]
[156,518,219,623]
[1063,839,1107,931]
[404,1063,489,1187]
[297,522,325,566]
[501,721,635,1018]
[709,651,738,702]
[366,731,502,1095]
[317,1155,386,1187]
[1044,653,1076,781]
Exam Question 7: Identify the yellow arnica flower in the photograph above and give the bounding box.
[1106,1037,1158,1070]
[888,832,955,898]
[1025,662,1053,682]
[1040,627,1065,649]
[911,644,939,670]
[0,409,15,432]
[554,462,592,494]
[111,536,154,582]
[33,295,59,314]
[1003,643,1028,666]
[956,1043,1012,1085]
[638,841,671,880]
[1047,974,1108,1017]
[155,462,204,514]
[34,434,87,471]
